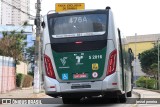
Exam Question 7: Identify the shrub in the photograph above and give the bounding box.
[16,73,25,87]
[28,71,34,77]
[146,78,157,89]
[136,76,157,89]
[22,74,33,87]
[136,76,146,88]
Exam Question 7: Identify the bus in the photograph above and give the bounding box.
[41,7,134,104]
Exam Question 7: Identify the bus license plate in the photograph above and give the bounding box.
[73,73,88,79]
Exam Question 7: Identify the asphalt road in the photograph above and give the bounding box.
[0,93,139,107]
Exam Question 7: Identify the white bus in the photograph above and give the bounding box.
[41,7,134,104]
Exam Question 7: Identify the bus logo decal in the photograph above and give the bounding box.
[60,57,67,66]
[92,63,99,70]
[92,72,98,78]
[76,56,83,65]
[62,73,68,80]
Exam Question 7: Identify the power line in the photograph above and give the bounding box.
[12,0,36,13]
[1,0,35,18]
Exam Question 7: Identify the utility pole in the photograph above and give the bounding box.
[34,0,41,93]
[158,38,160,90]
[134,33,137,87]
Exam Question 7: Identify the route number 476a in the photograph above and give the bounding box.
[69,16,87,23]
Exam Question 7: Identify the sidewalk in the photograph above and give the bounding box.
[0,87,46,98]
[133,89,160,107]
[133,88,160,98]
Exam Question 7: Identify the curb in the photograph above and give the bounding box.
[132,91,141,98]
[21,87,33,90]
[134,87,160,93]
[131,104,138,107]
[28,90,46,98]
[29,92,46,98]
[131,90,141,107]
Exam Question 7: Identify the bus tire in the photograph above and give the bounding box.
[119,94,126,103]
[62,97,71,104]
[62,97,81,104]
[103,93,118,103]
[127,91,132,97]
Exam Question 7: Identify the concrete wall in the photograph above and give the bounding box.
[0,56,16,93]
[16,62,28,75]
[128,41,154,57]
[126,34,160,57]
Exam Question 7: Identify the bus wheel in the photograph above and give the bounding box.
[118,94,127,103]
[62,97,71,104]
[103,93,118,103]
[62,97,81,104]
[127,91,132,97]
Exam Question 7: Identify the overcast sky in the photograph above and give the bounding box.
[30,0,160,36]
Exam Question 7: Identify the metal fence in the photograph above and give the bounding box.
[0,56,16,93]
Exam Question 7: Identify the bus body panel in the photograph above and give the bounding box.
[51,47,107,82]
[44,73,120,96]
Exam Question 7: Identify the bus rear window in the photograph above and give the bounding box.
[49,14,107,38]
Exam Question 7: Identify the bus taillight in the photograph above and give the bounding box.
[44,54,56,79]
[107,49,117,76]
[75,41,83,44]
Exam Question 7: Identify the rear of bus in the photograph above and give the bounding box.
[42,8,122,99]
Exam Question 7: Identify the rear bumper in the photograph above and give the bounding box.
[46,90,121,98]
[44,72,121,97]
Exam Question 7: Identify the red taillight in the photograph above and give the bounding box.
[75,41,83,44]
[50,86,55,88]
[44,54,56,79]
[107,49,117,76]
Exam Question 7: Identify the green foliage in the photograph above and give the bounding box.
[28,71,34,77]
[0,31,27,62]
[16,73,33,88]
[136,76,146,88]
[0,22,29,66]
[150,63,158,77]
[16,73,25,87]
[136,76,157,89]
[146,78,157,89]
[26,46,35,63]
[139,45,159,76]
[22,75,33,87]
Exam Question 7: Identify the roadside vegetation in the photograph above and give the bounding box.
[137,44,159,89]
[0,22,28,70]
[136,76,157,89]
[0,22,35,88]
[16,73,33,88]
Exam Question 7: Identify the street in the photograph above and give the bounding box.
[0,93,139,107]
[1,89,160,107]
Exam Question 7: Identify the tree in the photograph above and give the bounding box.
[25,46,35,73]
[0,30,27,71]
[25,46,35,63]
[139,45,158,76]
[150,63,158,77]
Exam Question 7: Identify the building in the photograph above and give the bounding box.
[0,0,30,25]
[126,34,160,82]
[126,34,160,57]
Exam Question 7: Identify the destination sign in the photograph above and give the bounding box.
[55,3,85,12]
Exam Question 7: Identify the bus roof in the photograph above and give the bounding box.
[45,8,110,16]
